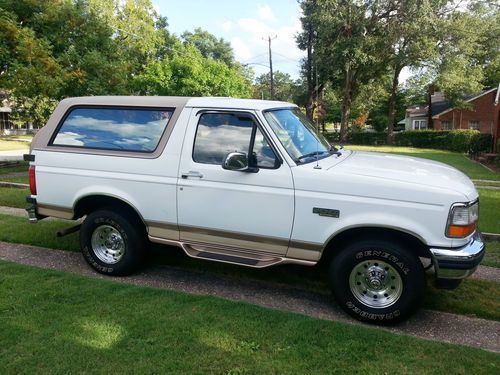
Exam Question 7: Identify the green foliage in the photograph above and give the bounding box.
[324,130,493,154]
[434,2,498,106]
[253,71,299,102]
[0,0,252,127]
[396,130,493,153]
[134,45,253,97]
[181,27,234,66]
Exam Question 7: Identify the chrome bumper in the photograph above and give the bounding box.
[430,231,485,280]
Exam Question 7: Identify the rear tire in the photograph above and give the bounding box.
[330,239,426,324]
[80,209,145,276]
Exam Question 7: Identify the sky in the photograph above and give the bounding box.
[153,0,305,80]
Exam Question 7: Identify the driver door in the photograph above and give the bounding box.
[177,110,294,255]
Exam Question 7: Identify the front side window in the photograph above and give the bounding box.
[52,107,173,152]
[413,120,427,130]
[469,120,480,130]
[263,108,331,163]
[193,112,278,168]
[441,121,451,130]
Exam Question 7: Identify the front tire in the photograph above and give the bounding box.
[330,240,426,324]
[80,209,145,276]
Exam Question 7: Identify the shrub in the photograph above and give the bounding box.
[469,133,493,155]
[322,129,493,153]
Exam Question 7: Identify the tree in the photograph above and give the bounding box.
[380,0,443,141]
[298,0,389,141]
[253,71,298,101]
[434,1,499,105]
[296,0,320,119]
[181,27,234,66]
[134,44,252,97]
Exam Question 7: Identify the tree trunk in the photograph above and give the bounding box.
[340,68,352,143]
[386,64,402,145]
[427,84,434,129]
[305,15,315,121]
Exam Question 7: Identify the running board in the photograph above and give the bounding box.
[148,236,316,268]
[183,242,284,268]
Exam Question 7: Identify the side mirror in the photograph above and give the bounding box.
[222,152,258,173]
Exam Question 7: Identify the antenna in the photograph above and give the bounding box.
[313,52,321,170]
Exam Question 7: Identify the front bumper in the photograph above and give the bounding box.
[430,230,485,280]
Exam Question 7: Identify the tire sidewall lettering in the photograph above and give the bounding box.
[355,250,409,275]
[346,300,401,321]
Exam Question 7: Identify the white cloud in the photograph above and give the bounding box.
[231,37,252,61]
[257,4,275,21]
[218,2,306,79]
[222,21,233,32]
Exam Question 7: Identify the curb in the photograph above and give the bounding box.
[0,181,28,189]
[483,232,500,241]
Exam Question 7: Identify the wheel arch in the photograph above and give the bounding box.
[319,226,432,266]
[74,194,147,234]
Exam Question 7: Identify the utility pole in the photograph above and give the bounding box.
[264,35,277,100]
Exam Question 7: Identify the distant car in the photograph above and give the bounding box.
[25,96,485,324]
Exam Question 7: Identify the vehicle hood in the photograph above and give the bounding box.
[329,151,477,200]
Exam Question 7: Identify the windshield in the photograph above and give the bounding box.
[263,108,332,163]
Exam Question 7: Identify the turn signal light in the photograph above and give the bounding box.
[447,223,476,238]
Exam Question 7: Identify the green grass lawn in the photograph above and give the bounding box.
[347,145,500,181]
[0,261,498,375]
[0,138,30,151]
[483,241,500,268]
[478,189,500,233]
[0,175,28,184]
[0,213,498,321]
[0,161,28,175]
[0,187,29,208]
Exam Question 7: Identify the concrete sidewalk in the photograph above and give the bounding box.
[0,241,499,353]
[0,149,28,161]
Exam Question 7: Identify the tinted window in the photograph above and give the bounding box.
[52,107,173,152]
[193,113,278,168]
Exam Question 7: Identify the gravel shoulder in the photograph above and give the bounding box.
[0,240,499,353]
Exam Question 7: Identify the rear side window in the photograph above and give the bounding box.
[51,107,174,152]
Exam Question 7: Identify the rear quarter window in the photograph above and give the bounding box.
[51,107,174,152]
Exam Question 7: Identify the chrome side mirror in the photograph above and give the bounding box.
[222,152,259,172]
[222,152,249,171]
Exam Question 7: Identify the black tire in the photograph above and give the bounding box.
[80,209,145,276]
[329,240,426,324]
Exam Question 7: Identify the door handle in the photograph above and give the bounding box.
[181,171,204,179]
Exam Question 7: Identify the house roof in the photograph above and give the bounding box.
[432,87,498,119]
[0,107,11,113]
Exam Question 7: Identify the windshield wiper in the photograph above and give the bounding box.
[296,150,330,163]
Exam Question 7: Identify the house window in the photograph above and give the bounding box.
[469,120,480,130]
[413,120,427,130]
[441,121,452,130]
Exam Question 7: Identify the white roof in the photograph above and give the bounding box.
[58,96,296,112]
[186,97,295,111]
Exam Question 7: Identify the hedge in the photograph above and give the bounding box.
[323,130,493,154]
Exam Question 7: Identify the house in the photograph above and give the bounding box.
[0,104,12,134]
[402,85,500,149]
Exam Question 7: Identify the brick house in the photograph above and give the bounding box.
[403,85,500,150]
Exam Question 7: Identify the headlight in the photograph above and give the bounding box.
[446,200,479,238]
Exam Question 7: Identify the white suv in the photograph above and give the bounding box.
[25,96,485,324]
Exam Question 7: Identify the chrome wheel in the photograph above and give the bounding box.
[91,225,125,264]
[349,259,403,308]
